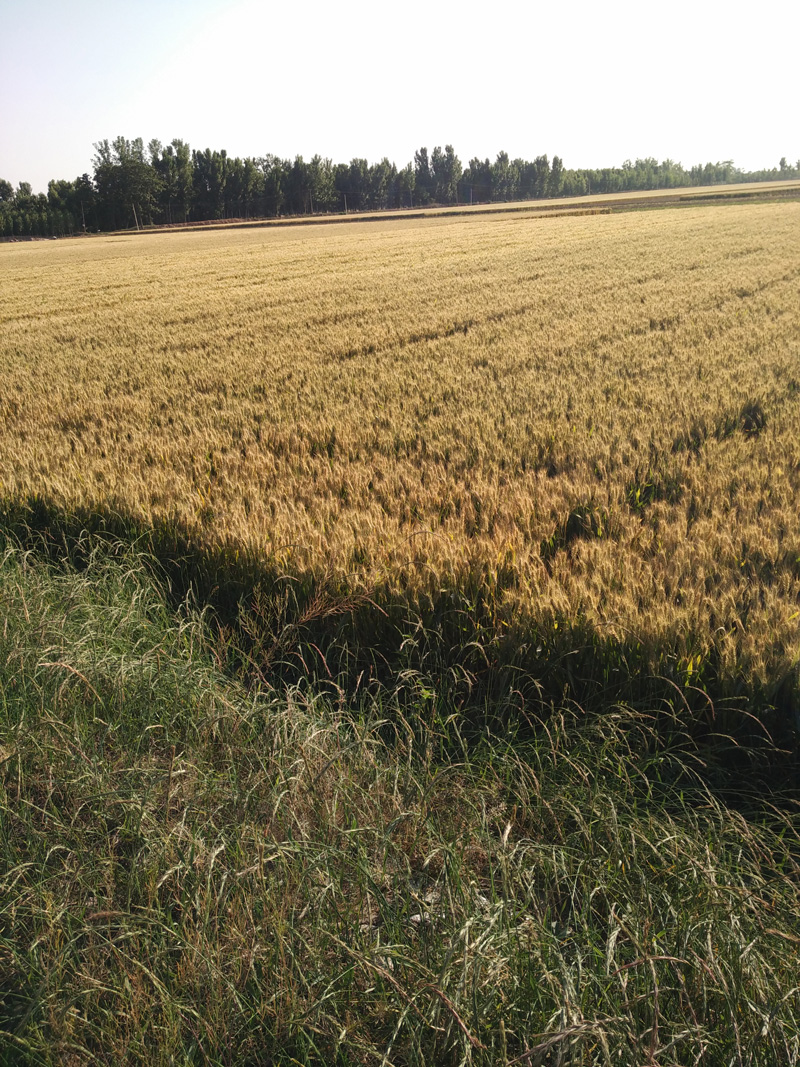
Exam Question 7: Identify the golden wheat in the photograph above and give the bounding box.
[2,201,799,687]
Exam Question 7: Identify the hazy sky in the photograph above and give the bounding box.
[1,0,797,193]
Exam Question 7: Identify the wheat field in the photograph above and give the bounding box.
[2,201,800,695]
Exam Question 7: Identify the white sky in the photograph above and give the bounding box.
[1,0,797,193]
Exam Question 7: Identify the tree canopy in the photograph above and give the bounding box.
[2,140,798,239]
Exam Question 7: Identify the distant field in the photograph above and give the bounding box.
[106,176,800,235]
[2,200,800,698]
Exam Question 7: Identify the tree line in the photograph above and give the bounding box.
[2,137,799,238]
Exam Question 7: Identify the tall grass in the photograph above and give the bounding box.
[1,538,799,1065]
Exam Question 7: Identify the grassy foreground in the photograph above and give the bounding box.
[1,534,799,1065]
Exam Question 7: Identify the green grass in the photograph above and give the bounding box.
[1,534,799,1065]
[3,494,799,756]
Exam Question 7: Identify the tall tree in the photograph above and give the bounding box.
[368,158,394,210]
[431,145,462,204]
[193,148,228,218]
[413,147,433,204]
[463,158,492,203]
[547,155,564,197]
[92,137,160,229]
[260,155,286,216]
[170,140,193,222]
[308,155,335,213]
[533,155,550,198]
[492,151,519,200]
[395,163,415,208]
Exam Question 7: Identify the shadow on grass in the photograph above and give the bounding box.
[1,492,797,796]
